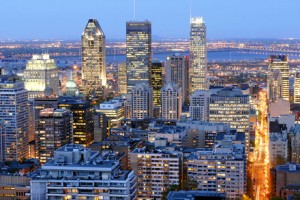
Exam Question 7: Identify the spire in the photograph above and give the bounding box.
[83,19,104,36]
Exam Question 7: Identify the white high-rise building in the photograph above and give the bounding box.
[161,83,182,120]
[24,54,59,99]
[131,83,153,119]
[0,78,28,161]
[30,144,137,200]
[166,55,189,103]
[190,17,208,92]
[189,90,212,121]
[187,141,246,199]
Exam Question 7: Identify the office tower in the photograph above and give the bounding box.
[131,83,153,119]
[58,96,94,147]
[24,54,59,99]
[28,98,58,143]
[190,17,208,93]
[36,108,73,164]
[81,19,106,97]
[95,98,125,136]
[129,148,180,199]
[30,144,137,200]
[126,21,151,93]
[209,88,250,149]
[187,141,246,199]
[166,54,189,103]
[0,78,28,162]
[294,71,300,103]
[151,61,164,117]
[161,83,182,120]
[118,63,127,95]
[189,90,211,121]
[268,55,290,101]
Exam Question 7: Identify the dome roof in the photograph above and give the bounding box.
[66,80,77,88]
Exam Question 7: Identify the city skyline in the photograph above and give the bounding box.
[0,0,300,40]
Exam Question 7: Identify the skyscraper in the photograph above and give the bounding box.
[24,54,59,99]
[118,63,127,95]
[36,108,73,164]
[0,77,28,161]
[81,19,106,97]
[161,83,182,120]
[190,17,208,92]
[58,96,94,147]
[126,21,151,93]
[189,90,211,121]
[166,54,189,103]
[268,55,290,101]
[131,83,153,119]
[294,71,300,103]
[151,61,164,117]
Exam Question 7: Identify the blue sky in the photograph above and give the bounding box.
[0,0,299,40]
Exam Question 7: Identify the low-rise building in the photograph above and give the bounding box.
[30,144,137,200]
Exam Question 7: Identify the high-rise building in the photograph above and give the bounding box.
[81,19,106,97]
[294,71,300,103]
[268,55,289,101]
[95,97,125,137]
[31,144,137,200]
[118,63,127,95]
[291,124,300,164]
[187,141,246,199]
[58,96,94,147]
[189,90,212,121]
[126,21,151,93]
[151,61,164,117]
[129,148,180,199]
[131,83,153,119]
[0,78,28,161]
[190,17,208,93]
[161,83,182,120]
[24,54,59,99]
[166,54,189,103]
[36,108,73,164]
[208,88,250,148]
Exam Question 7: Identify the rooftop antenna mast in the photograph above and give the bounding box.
[133,0,136,21]
[189,0,192,21]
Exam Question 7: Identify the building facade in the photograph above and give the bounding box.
[129,148,180,199]
[30,144,137,200]
[161,83,182,120]
[166,54,189,103]
[0,79,28,162]
[58,96,94,147]
[294,71,300,103]
[151,61,164,117]
[268,55,289,101]
[36,108,73,164]
[131,83,153,119]
[81,19,106,97]
[126,21,151,93]
[187,142,246,199]
[24,54,59,99]
[118,63,127,95]
[190,17,208,93]
[189,90,211,121]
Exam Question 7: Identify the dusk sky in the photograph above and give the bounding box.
[1,0,299,40]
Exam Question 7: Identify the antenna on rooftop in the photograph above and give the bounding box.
[133,0,136,20]
[189,0,192,20]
